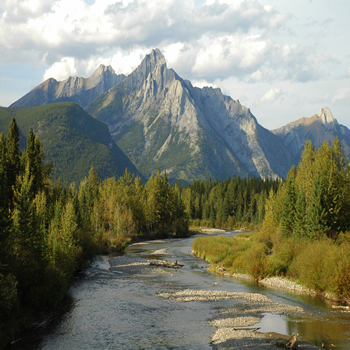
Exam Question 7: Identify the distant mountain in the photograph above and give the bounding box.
[10,65,126,109]
[86,49,295,181]
[272,107,350,162]
[0,103,142,183]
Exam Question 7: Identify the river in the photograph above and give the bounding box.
[11,231,350,349]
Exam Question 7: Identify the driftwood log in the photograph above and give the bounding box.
[150,260,184,269]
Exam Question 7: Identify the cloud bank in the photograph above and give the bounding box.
[1,0,349,130]
[0,0,318,86]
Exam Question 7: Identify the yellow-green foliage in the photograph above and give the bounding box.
[192,235,268,280]
[193,232,350,299]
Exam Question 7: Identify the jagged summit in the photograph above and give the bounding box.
[9,48,302,181]
[10,64,125,108]
[316,107,336,126]
[92,64,116,77]
[86,48,295,181]
[272,107,350,162]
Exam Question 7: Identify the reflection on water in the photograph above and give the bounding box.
[10,232,350,349]
[253,313,289,335]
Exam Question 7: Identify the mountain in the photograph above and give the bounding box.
[272,107,350,162]
[10,65,126,109]
[86,49,295,181]
[0,102,142,183]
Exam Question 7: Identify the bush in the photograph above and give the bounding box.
[268,238,298,276]
[292,240,337,292]
[245,244,269,280]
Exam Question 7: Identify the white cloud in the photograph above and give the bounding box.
[0,0,289,64]
[332,88,350,103]
[1,0,318,88]
[191,79,217,89]
[258,87,282,103]
[1,0,350,130]
[43,57,77,81]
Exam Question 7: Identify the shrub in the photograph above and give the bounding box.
[292,240,337,292]
[268,238,298,276]
[245,244,269,280]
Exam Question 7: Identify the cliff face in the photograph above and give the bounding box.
[272,107,350,162]
[87,49,295,181]
[10,65,126,108]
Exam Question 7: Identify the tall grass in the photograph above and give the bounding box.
[192,232,350,300]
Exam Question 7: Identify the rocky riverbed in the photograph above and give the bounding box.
[109,252,320,349]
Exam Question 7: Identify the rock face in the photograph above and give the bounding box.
[10,65,126,108]
[272,107,350,162]
[87,49,295,181]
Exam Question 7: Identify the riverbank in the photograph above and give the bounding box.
[109,246,320,349]
[205,255,343,304]
[192,232,350,305]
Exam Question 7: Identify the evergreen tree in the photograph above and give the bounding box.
[280,166,297,237]
[0,133,10,275]
[306,174,327,239]
[6,118,20,201]
[293,188,307,239]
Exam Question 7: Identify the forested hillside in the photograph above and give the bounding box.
[0,103,142,183]
[0,118,187,347]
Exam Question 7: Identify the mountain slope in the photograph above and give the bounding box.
[0,102,142,183]
[87,49,295,181]
[272,107,350,162]
[10,65,126,109]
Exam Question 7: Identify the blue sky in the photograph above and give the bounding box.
[0,0,349,130]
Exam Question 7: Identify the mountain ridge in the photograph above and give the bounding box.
[10,65,126,109]
[272,107,350,162]
[86,49,296,181]
[11,49,349,182]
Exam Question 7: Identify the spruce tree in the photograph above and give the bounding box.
[306,175,327,239]
[293,188,307,239]
[280,166,297,237]
[0,134,9,274]
[6,118,20,200]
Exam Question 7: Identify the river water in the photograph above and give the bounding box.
[13,231,350,349]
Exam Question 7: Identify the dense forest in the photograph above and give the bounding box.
[182,176,280,229]
[0,118,188,347]
[193,138,350,300]
[4,113,350,346]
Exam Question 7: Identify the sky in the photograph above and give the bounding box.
[0,0,349,130]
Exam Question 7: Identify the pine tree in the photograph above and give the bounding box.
[280,166,297,237]
[262,188,276,233]
[293,188,307,239]
[6,118,21,201]
[306,174,327,239]
[0,133,10,275]
[10,164,37,295]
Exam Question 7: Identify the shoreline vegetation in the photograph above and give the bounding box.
[192,138,350,305]
[192,229,328,298]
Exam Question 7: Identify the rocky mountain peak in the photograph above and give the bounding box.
[92,64,116,77]
[139,48,166,74]
[316,107,336,126]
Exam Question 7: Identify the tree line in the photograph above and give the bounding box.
[0,118,188,346]
[192,138,350,299]
[182,176,280,229]
[263,138,350,240]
